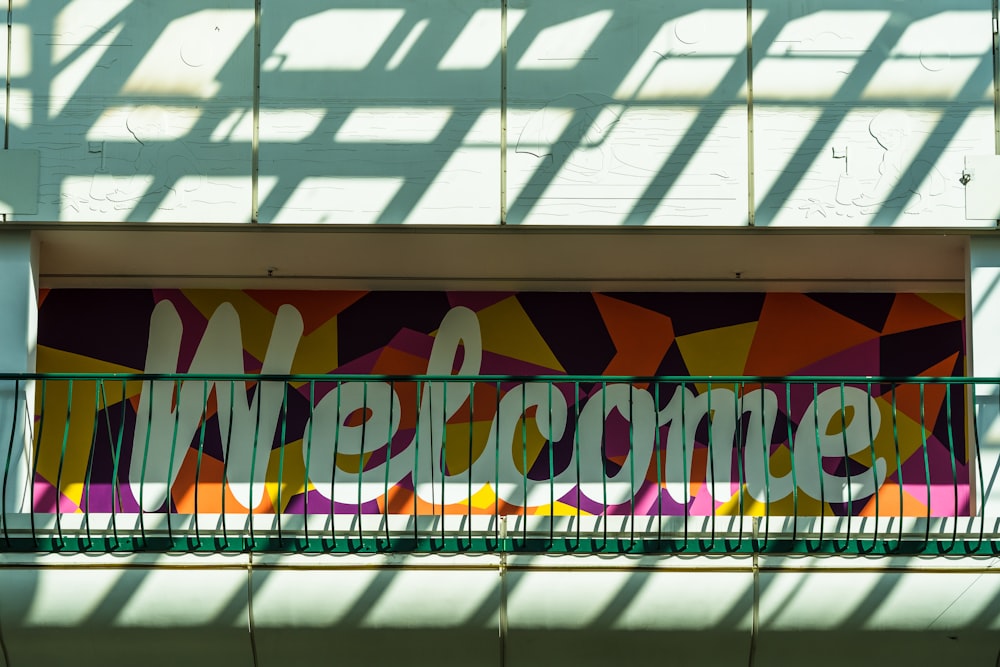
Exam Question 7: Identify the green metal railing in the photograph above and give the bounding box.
[0,373,995,555]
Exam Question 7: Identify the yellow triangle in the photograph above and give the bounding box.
[675,322,757,376]
[473,297,565,372]
[290,315,338,374]
[36,346,146,419]
[717,489,767,516]
[534,501,586,516]
[182,290,290,366]
[916,293,964,320]
[181,289,242,321]
[870,397,930,479]
[469,484,499,510]
[37,345,142,375]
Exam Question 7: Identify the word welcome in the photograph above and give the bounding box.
[131,302,885,511]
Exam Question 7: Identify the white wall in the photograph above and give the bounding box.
[2,0,994,226]
[1,552,998,667]
[0,231,38,515]
[968,237,1000,518]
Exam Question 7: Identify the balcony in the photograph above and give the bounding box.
[1,373,995,555]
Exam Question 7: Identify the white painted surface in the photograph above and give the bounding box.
[0,563,254,667]
[756,556,1000,667]
[968,238,1000,518]
[965,155,1000,219]
[0,150,39,214]
[759,561,1000,630]
[506,0,748,226]
[0,232,37,514]
[503,554,752,666]
[257,0,501,225]
[10,0,254,223]
[252,556,501,667]
[753,0,994,228]
[504,557,752,630]
[1,0,997,227]
[2,553,996,666]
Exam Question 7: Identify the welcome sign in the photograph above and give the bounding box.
[35,290,969,517]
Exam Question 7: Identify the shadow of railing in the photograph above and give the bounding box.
[1,0,993,227]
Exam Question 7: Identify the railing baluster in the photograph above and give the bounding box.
[548,381,554,547]
[494,380,501,549]
[891,384,903,549]
[976,383,992,550]
[866,380,878,549]
[573,380,581,548]
[194,380,209,548]
[919,382,932,545]
[707,381,715,546]
[628,383,635,548]
[277,380,289,546]
[812,382,824,546]
[221,380,236,548]
[726,382,740,546]
[55,378,74,548]
[759,381,769,551]
[110,379,127,547]
[412,380,421,543]
[358,381,368,547]
[945,382,958,550]
[840,382,851,549]
[654,381,662,545]
[601,381,608,548]
[165,378,182,548]
[441,380,447,547]
[468,380,475,547]
[138,378,158,546]
[82,379,102,549]
[520,381,527,545]
[30,378,48,548]
[384,380,394,549]
[1,378,19,547]
[304,380,315,547]
[331,379,342,550]
[249,377,264,551]
[681,381,689,549]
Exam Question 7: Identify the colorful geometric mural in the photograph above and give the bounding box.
[34,290,968,517]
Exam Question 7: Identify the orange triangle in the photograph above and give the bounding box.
[887,352,959,432]
[593,294,674,376]
[859,482,928,517]
[881,293,959,335]
[744,294,880,375]
[38,288,51,309]
[171,448,252,514]
[688,448,707,497]
[245,290,367,336]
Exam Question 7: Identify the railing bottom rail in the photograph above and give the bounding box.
[3,513,1000,556]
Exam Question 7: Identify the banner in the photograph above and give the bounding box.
[34,290,969,516]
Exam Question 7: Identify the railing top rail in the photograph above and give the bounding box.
[0,372,989,384]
